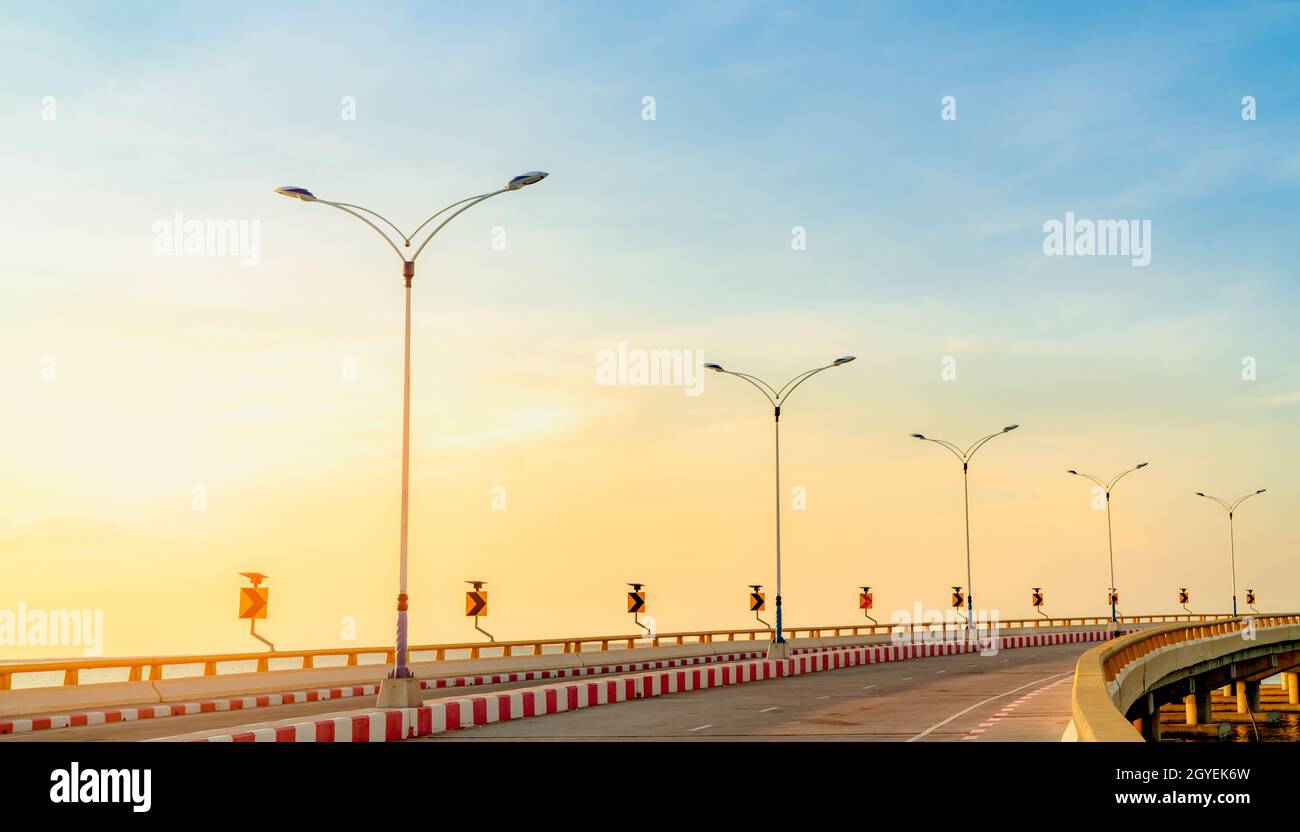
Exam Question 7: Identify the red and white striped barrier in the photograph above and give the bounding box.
[185,629,1111,742]
[0,649,774,736]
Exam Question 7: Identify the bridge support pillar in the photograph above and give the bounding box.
[1135,694,1162,741]
[1235,680,1261,714]
[1286,672,1300,705]
[1184,683,1213,726]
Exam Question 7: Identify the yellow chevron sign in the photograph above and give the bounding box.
[238,587,268,620]
[465,590,487,617]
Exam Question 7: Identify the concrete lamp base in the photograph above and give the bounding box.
[376,676,424,709]
[766,641,791,660]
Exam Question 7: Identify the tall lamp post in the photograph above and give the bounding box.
[274,172,548,707]
[703,356,856,658]
[1067,463,1148,629]
[1195,489,1266,616]
[910,425,1019,633]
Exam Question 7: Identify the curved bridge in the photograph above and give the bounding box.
[5,614,1297,742]
[1071,615,1300,741]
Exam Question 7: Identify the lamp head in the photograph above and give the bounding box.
[910,433,925,440]
[1067,470,1078,475]
[703,363,724,372]
[1195,492,1206,497]
[1257,488,1267,494]
[1002,424,1019,432]
[832,355,857,366]
[273,186,316,202]
[506,171,548,190]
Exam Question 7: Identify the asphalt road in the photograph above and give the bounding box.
[4,642,1088,742]
[420,642,1088,741]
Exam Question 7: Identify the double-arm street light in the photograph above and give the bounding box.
[274,172,548,707]
[1195,489,1266,616]
[704,356,856,657]
[910,425,1019,632]
[1067,463,1148,627]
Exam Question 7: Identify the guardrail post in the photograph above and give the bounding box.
[63,668,78,686]
[0,672,9,691]
[255,657,268,673]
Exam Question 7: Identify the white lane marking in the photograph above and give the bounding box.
[901,676,913,681]
[689,724,713,732]
[904,670,1072,743]
[816,695,831,700]
[962,676,1071,742]
[862,684,876,690]
[760,706,779,713]
[936,670,946,674]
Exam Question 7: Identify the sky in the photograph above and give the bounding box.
[2,1,1299,659]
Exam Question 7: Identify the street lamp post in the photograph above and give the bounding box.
[274,173,548,707]
[1195,489,1266,616]
[704,356,856,658]
[1067,463,1148,628]
[910,425,1019,634]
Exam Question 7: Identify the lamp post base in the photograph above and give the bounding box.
[376,676,424,708]
[766,641,791,660]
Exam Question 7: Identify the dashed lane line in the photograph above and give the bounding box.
[904,671,1072,743]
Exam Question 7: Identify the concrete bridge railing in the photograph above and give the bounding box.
[0,613,1228,720]
[1070,614,1300,741]
[0,613,1225,693]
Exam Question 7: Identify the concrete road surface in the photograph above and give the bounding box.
[4,642,1087,742]
[421,642,1086,741]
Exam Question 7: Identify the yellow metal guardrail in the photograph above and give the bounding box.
[1071,613,1300,741]
[0,612,1231,691]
